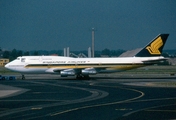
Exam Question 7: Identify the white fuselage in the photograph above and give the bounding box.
[5,56,164,75]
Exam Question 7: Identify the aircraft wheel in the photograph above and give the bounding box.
[22,75,25,80]
[83,75,90,80]
[76,74,90,80]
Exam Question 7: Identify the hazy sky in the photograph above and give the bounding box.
[0,0,176,51]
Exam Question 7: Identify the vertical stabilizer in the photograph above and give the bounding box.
[135,34,169,57]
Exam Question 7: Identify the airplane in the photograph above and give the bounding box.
[5,34,169,80]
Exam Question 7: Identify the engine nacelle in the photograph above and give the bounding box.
[60,69,75,77]
[81,68,97,75]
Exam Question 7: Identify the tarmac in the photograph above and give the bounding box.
[0,75,176,120]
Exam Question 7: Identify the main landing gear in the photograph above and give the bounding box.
[22,74,25,80]
[76,74,90,80]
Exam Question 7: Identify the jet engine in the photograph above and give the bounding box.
[81,68,97,75]
[60,68,97,77]
[60,69,75,77]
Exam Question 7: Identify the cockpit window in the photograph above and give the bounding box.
[21,58,26,62]
[17,57,20,60]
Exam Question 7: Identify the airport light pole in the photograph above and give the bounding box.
[92,28,95,57]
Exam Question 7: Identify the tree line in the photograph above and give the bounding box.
[2,48,175,62]
[1,48,126,61]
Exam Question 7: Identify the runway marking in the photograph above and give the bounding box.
[32,92,58,94]
[115,108,133,111]
[90,83,145,102]
[122,82,176,88]
[50,84,145,116]
[124,97,176,103]
[31,107,43,110]
[123,103,176,117]
[0,99,66,102]
[145,110,176,112]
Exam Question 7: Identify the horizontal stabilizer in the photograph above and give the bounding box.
[142,58,169,64]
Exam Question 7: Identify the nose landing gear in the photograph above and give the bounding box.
[22,74,25,80]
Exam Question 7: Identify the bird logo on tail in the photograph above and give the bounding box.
[146,36,163,55]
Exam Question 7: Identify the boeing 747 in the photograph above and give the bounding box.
[5,34,169,79]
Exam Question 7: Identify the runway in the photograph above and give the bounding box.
[0,76,176,120]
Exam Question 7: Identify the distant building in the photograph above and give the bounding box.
[0,59,9,66]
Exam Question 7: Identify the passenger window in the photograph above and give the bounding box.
[21,58,26,62]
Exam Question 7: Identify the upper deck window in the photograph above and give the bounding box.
[21,58,26,62]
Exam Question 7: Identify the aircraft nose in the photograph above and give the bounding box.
[5,62,13,70]
[5,63,15,71]
[5,63,9,69]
